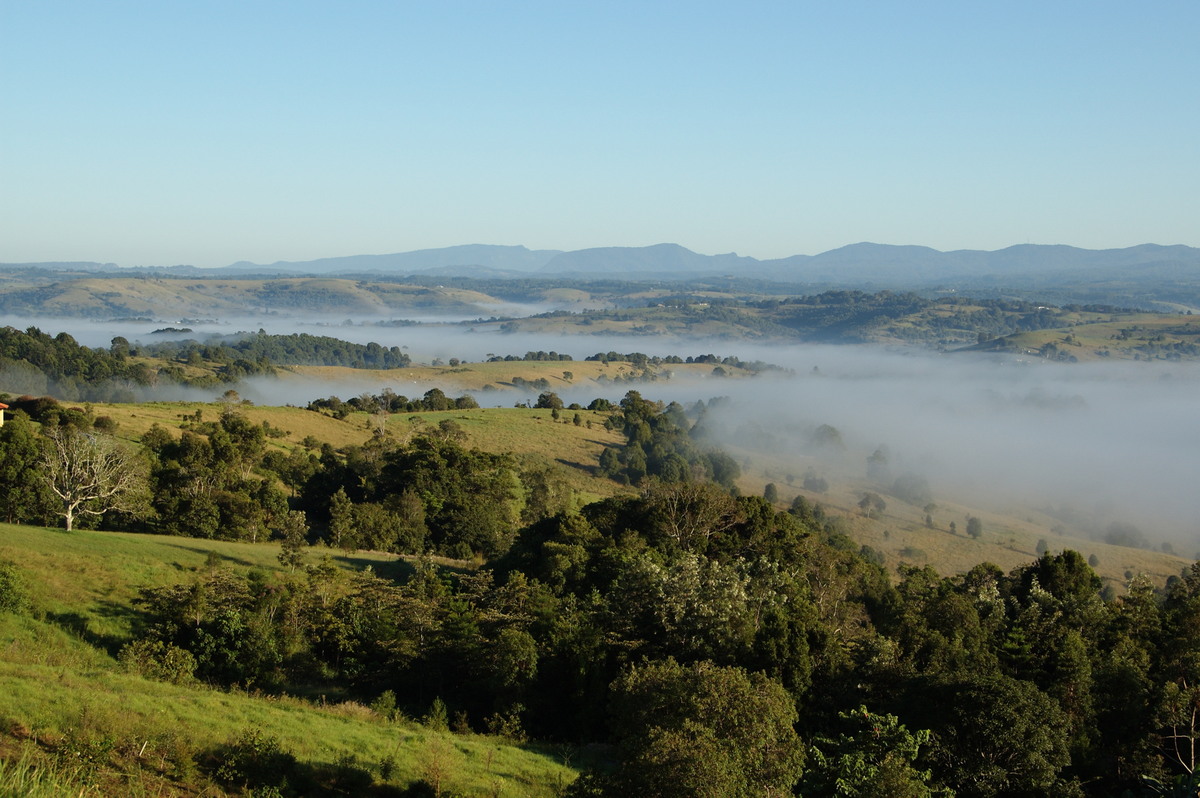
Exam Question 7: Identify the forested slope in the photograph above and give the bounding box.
[2,388,1200,795]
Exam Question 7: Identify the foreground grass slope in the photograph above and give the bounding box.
[0,524,580,796]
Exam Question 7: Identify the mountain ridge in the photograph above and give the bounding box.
[4,242,1199,287]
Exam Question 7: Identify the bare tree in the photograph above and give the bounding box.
[41,426,147,531]
[642,480,743,551]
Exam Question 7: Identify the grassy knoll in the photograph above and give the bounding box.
[0,524,581,796]
[461,306,774,339]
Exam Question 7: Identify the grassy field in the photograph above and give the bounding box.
[0,524,582,796]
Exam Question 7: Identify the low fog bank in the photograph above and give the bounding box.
[685,346,1200,550]
[4,313,705,363]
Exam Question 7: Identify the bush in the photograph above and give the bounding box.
[118,639,197,684]
[0,561,27,614]
[424,697,449,731]
[370,689,399,722]
[92,415,119,433]
[485,705,527,743]
[212,728,298,796]
[802,473,829,493]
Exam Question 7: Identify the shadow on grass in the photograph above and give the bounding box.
[45,609,130,658]
[556,456,603,478]
[200,733,413,797]
[331,555,415,583]
[163,544,260,569]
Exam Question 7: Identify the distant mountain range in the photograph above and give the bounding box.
[217,242,1200,284]
[6,242,1200,289]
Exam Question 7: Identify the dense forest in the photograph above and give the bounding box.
[2,377,1200,797]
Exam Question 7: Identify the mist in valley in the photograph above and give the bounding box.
[685,346,1200,554]
[8,311,1199,554]
[242,320,1200,553]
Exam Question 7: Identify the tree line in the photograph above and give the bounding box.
[0,326,415,402]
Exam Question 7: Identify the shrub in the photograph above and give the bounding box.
[485,705,527,743]
[117,639,197,685]
[212,728,298,796]
[424,697,449,731]
[371,689,399,722]
[0,560,27,614]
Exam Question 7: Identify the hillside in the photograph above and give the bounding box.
[966,312,1200,361]
[0,524,582,796]
[94,400,628,508]
[0,276,507,319]
[5,385,1200,795]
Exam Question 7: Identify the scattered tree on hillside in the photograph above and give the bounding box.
[535,391,563,410]
[803,470,829,493]
[858,492,887,519]
[867,445,891,482]
[40,426,147,531]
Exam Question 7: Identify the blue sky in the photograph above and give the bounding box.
[2,1,1197,267]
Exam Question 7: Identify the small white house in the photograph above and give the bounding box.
[0,402,7,427]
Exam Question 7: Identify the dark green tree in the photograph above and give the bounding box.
[967,516,983,539]
[577,658,804,797]
[328,487,357,551]
[277,510,309,572]
[802,705,951,798]
[907,673,1072,798]
[0,412,54,524]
